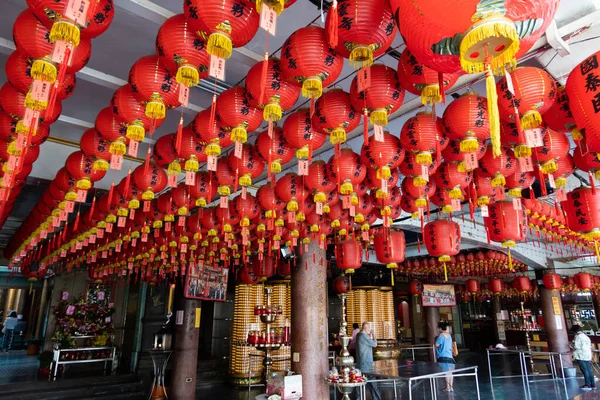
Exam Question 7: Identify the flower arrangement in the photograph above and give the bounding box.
[52,296,115,348]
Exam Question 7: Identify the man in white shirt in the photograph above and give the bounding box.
[571,325,596,391]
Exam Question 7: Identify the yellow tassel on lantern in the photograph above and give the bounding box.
[270,159,282,174]
[541,160,558,174]
[340,181,353,195]
[25,91,47,111]
[142,190,155,201]
[296,146,309,160]
[491,173,506,188]
[572,128,583,141]
[377,165,391,180]
[442,205,453,214]
[555,177,567,188]
[310,224,319,233]
[414,176,428,187]
[329,128,347,145]
[349,45,373,69]
[514,144,532,158]
[206,141,221,157]
[256,0,286,15]
[354,213,365,224]
[223,223,232,233]
[443,262,448,281]
[164,214,175,222]
[314,192,327,203]
[76,178,91,190]
[322,203,331,214]
[177,206,188,216]
[350,192,359,206]
[65,191,77,202]
[93,159,109,172]
[415,197,427,208]
[126,120,145,142]
[521,110,542,130]
[176,65,200,87]
[7,141,22,156]
[168,161,182,176]
[275,218,284,227]
[286,199,299,212]
[460,137,479,153]
[391,270,395,286]
[296,212,306,222]
[230,126,248,143]
[218,186,230,197]
[477,196,490,206]
[239,174,252,187]
[50,20,80,46]
[331,219,340,229]
[415,152,432,165]
[380,206,391,216]
[129,198,140,210]
[145,93,166,120]
[110,138,127,156]
[31,59,57,83]
[207,25,233,60]
[507,248,513,270]
[16,121,31,135]
[421,84,442,106]
[361,223,370,232]
[449,187,462,199]
[486,67,501,158]
[117,207,129,217]
[264,96,283,121]
[508,188,522,198]
[196,197,207,207]
[370,108,388,126]
[185,155,199,172]
[375,188,389,199]
[301,77,322,99]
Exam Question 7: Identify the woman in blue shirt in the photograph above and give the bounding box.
[435,322,455,392]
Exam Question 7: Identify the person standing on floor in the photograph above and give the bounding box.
[356,322,382,400]
[2,311,18,352]
[571,325,596,391]
[435,322,456,392]
[348,323,360,357]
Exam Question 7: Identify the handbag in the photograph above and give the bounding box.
[452,341,459,357]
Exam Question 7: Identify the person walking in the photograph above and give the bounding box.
[356,322,382,400]
[571,325,596,390]
[435,322,456,392]
[2,311,18,352]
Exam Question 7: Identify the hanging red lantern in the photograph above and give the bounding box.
[484,201,527,257]
[325,0,396,69]
[156,14,210,89]
[275,173,308,213]
[575,273,593,292]
[546,154,574,189]
[430,187,456,214]
[543,85,578,134]
[312,89,360,145]
[0,83,62,126]
[374,230,406,269]
[533,128,569,175]
[245,57,301,123]
[256,181,285,217]
[79,128,111,172]
[216,86,262,144]
[562,187,600,239]
[423,219,461,280]
[434,161,472,199]
[132,162,168,201]
[280,26,344,100]
[255,127,294,175]
[349,64,405,127]
[238,266,259,284]
[282,108,327,160]
[228,143,264,188]
[513,276,531,293]
[497,67,558,131]
[65,151,106,190]
[478,144,517,188]
[441,139,486,171]
[183,0,259,60]
[188,171,217,207]
[111,86,166,145]
[334,239,362,273]
[333,275,350,294]
[215,158,237,197]
[396,49,459,106]
[253,254,275,282]
[233,193,260,227]
[566,51,600,152]
[128,55,181,121]
[505,168,536,198]
[466,279,480,295]
[153,134,182,179]
[191,107,231,157]
[304,160,336,204]
[360,131,405,180]
[489,278,504,294]
[409,280,423,296]
[573,146,600,181]
[0,113,49,146]
[401,176,436,208]
[543,273,562,290]
[442,92,490,153]
[400,111,446,165]
[177,125,207,173]
[326,148,367,195]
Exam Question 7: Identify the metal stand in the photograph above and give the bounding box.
[149,350,172,400]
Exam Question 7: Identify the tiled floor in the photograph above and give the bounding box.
[0,351,41,384]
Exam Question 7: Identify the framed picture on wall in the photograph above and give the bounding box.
[422,284,456,307]
[184,265,229,302]
[86,281,114,305]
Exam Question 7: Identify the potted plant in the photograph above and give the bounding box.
[38,351,53,377]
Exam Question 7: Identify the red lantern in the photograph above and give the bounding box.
[183,0,259,60]
[442,92,490,153]
[401,176,436,208]
[543,85,577,133]
[533,128,570,175]
[334,239,362,273]
[156,14,210,88]
[277,260,292,278]
[466,279,479,294]
[543,273,562,290]
[280,26,344,99]
[228,143,264,188]
[238,266,259,284]
[256,181,286,216]
[0,83,62,126]
[215,158,237,197]
[326,149,366,195]
[188,171,217,207]
[333,275,350,294]
[400,111,446,165]
[484,201,527,248]
[360,131,404,180]
[233,193,260,227]
[282,108,327,159]
[505,168,536,198]
[132,162,168,201]
[562,187,600,239]
[409,280,423,296]
[423,219,460,280]
[350,64,405,126]
[575,273,593,292]
[275,173,308,212]
[0,113,49,146]
[312,89,360,145]
[111,86,166,144]
[478,144,517,187]
[441,139,486,169]
[304,160,336,204]
[546,154,574,189]
[177,125,207,173]
[566,51,600,152]
[191,108,231,156]
[396,49,459,106]
[245,57,301,122]
[255,127,294,175]
[513,276,531,293]
[373,230,406,269]
[79,128,111,172]
[430,187,456,214]
[434,161,472,199]
[497,67,558,131]
[128,55,181,120]
[216,86,262,144]
[489,278,504,294]
[65,151,106,190]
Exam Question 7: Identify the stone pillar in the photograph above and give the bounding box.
[491,295,506,345]
[291,240,329,399]
[540,286,572,370]
[35,279,51,338]
[170,297,201,400]
[3,288,16,320]
[424,306,440,362]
